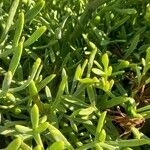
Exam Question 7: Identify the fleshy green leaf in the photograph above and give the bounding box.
[5,138,22,150]
[24,26,47,47]
[31,104,39,129]
[48,141,64,150]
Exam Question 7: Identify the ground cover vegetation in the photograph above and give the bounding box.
[0,0,150,149]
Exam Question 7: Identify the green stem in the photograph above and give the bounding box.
[33,133,44,149]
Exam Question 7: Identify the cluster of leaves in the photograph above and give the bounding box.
[0,0,150,149]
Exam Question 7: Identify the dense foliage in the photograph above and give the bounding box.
[0,0,150,149]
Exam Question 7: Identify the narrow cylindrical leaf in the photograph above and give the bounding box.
[144,4,150,21]
[37,74,56,91]
[6,137,22,150]
[92,68,105,76]
[115,8,137,14]
[99,129,106,142]
[48,141,64,150]
[31,104,39,129]
[55,28,62,39]
[13,12,24,48]
[87,85,96,106]
[29,80,38,97]
[109,79,114,90]
[39,115,47,124]
[16,64,23,81]
[49,49,56,63]
[124,34,140,58]
[142,58,146,67]
[9,37,24,76]
[70,120,78,133]
[52,69,67,110]
[95,111,107,141]
[34,64,43,81]
[79,107,95,116]
[87,41,97,77]
[15,125,32,134]
[131,127,141,139]
[48,123,74,150]
[108,139,150,147]
[100,97,130,109]
[75,64,82,80]
[94,60,103,70]
[107,66,112,76]
[111,16,130,31]
[71,64,82,94]
[2,71,12,92]
[36,122,49,133]
[81,59,88,76]
[112,71,125,76]
[79,77,99,84]
[9,58,41,92]
[137,105,150,112]
[102,53,109,71]
[25,0,45,23]
[45,86,52,101]
[63,95,89,107]
[24,26,46,47]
